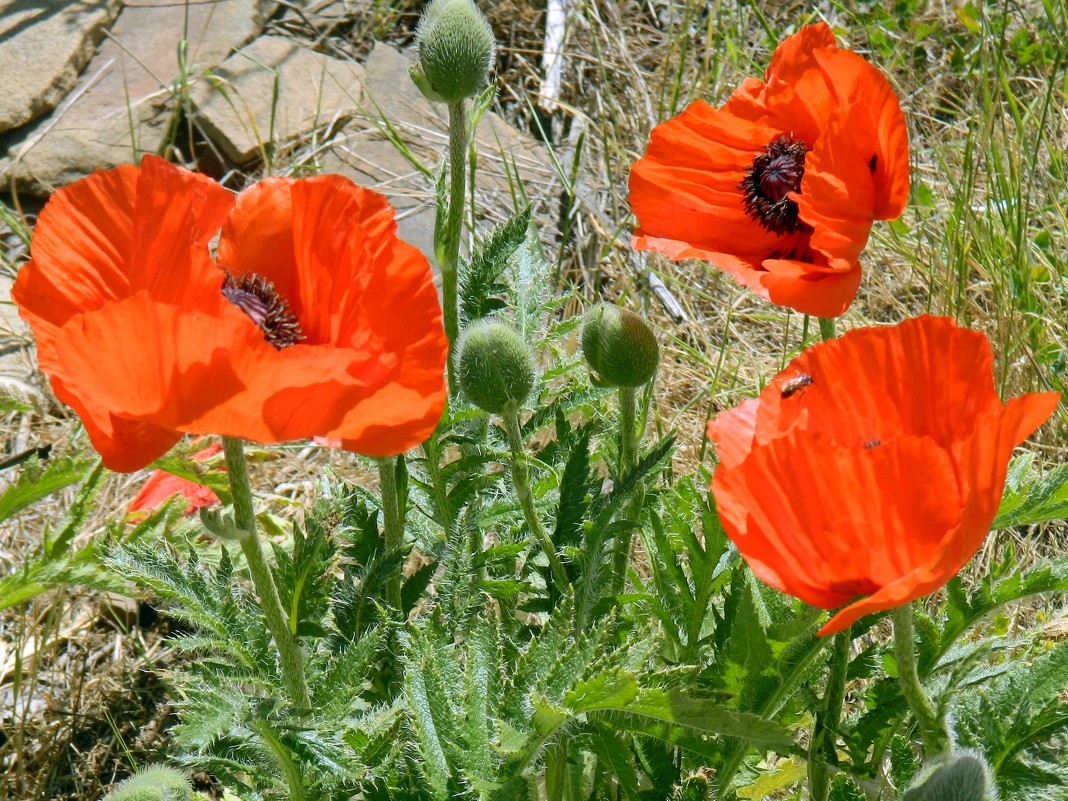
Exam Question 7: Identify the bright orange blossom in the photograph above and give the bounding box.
[13,156,448,471]
[630,23,910,317]
[706,316,1059,635]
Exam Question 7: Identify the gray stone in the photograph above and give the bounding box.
[190,36,365,164]
[0,0,120,134]
[0,0,274,195]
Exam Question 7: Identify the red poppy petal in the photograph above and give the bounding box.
[128,469,220,517]
[755,257,862,318]
[768,317,1003,447]
[629,100,787,257]
[218,177,301,301]
[734,23,839,144]
[793,121,877,266]
[130,155,234,303]
[13,164,140,331]
[47,370,182,471]
[707,397,761,469]
[714,429,961,612]
[810,48,909,220]
[949,391,1061,562]
[48,291,255,433]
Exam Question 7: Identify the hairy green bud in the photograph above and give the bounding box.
[581,303,660,388]
[902,751,996,801]
[458,319,534,413]
[413,0,496,103]
[103,766,192,801]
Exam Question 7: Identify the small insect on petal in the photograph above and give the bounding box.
[781,373,813,399]
[864,438,881,449]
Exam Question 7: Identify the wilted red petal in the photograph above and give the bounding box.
[127,443,223,518]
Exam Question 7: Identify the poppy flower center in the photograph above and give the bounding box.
[740,134,811,236]
[222,273,304,350]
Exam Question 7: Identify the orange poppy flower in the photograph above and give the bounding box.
[127,442,223,519]
[13,157,447,471]
[706,316,1059,635]
[630,23,910,317]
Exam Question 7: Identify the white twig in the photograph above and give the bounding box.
[539,0,568,114]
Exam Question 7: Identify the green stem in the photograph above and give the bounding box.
[422,428,454,539]
[611,386,641,596]
[718,631,830,793]
[818,317,837,341]
[438,99,469,395]
[893,604,951,756]
[252,718,306,801]
[222,437,311,708]
[502,402,568,589]
[808,628,851,801]
[377,456,404,610]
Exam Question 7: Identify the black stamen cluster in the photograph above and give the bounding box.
[739,134,811,236]
[222,272,305,350]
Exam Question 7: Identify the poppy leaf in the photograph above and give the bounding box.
[991,455,1068,529]
[459,205,532,324]
[604,686,793,751]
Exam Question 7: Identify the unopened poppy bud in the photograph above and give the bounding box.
[413,0,495,103]
[581,303,660,388]
[103,765,191,801]
[902,750,995,801]
[457,319,534,413]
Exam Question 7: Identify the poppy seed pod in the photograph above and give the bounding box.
[103,765,191,801]
[457,320,534,414]
[902,751,996,801]
[582,303,660,388]
[413,0,495,103]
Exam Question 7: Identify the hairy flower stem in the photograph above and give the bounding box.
[502,402,569,589]
[611,386,642,596]
[818,316,837,341]
[252,718,306,801]
[377,456,405,610]
[718,632,830,791]
[808,628,851,801]
[893,604,951,756]
[222,436,311,708]
[438,99,469,395]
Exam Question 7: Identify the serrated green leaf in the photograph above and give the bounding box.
[602,687,793,750]
[460,206,532,324]
[828,772,867,801]
[585,723,641,801]
[0,454,95,523]
[993,456,1068,529]
[564,671,640,713]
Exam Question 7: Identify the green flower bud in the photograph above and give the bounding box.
[413,0,496,103]
[902,751,995,801]
[581,303,659,388]
[104,766,192,801]
[458,319,534,413]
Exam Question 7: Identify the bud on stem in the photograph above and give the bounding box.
[103,766,191,801]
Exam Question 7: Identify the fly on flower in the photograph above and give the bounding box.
[630,23,910,318]
[780,373,813,399]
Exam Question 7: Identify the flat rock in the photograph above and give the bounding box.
[0,0,120,134]
[0,0,275,195]
[190,36,365,165]
[320,43,558,263]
